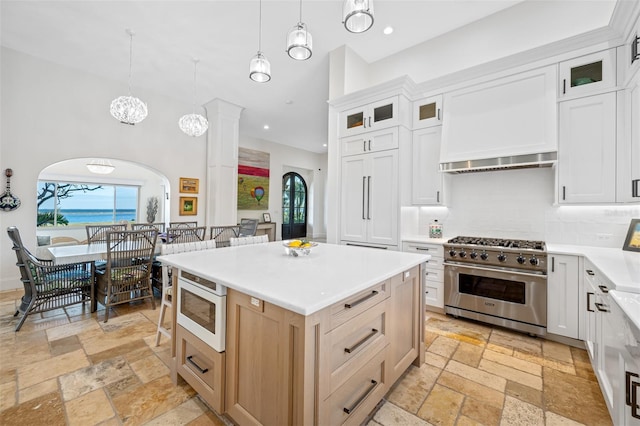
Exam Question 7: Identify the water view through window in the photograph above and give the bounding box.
[37,181,138,227]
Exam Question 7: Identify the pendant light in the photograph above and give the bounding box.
[249,0,271,82]
[110,29,148,125]
[178,58,209,137]
[342,0,374,33]
[286,0,312,60]
[86,159,116,174]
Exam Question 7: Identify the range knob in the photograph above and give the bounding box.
[449,249,457,257]
[470,251,478,259]
[497,252,507,262]
[530,256,540,266]
[459,250,467,258]
[517,254,526,264]
[480,252,489,260]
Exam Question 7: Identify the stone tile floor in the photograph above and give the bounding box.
[0,289,611,425]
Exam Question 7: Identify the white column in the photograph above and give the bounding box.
[203,99,244,227]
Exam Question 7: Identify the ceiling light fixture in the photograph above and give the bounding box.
[249,0,271,82]
[86,159,115,174]
[263,125,270,130]
[286,0,312,60]
[343,0,374,33]
[383,26,393,35]
[110,29,148,125]
[178,58,209,137]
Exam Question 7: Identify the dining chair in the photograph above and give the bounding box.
[238,218,259,237]
[95,229,158,322]
[132,222,166,233]
[166,226,206,244]
[210,225,240,248]
[7,226,95,331]
[86,224,127,244]
[168,221,197,228]
[229,234,269,246]
[155,239,217,346]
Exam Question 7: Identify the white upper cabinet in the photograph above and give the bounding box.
[412,127,443,205]
[558,92,617,204]
[342,127,398,157]
[619,70,640,202]
[558,49,616,99]
[412,95,443,129]
[441,65,557,163]
[339,96,400,137]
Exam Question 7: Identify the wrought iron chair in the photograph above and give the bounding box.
[168,221,197,228]
[155,239,217,346]
[229,234,269,246]
[86,224,128,244]
[95,229,158,322]
[210,225,240,248]
[166,226,206,244]
[131,222,166,233]
[7,226,95,331]
[238,218,259,237]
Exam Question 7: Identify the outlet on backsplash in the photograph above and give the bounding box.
[596,233,612,241]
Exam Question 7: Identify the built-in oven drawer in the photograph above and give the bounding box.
[176,324,225,412]
[444,263,547,329]
[177,277,226,352]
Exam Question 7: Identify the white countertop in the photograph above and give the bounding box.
[402,235,449,245]
[547,244,640,293]
[158,242,430,316]
[609,291,640,334]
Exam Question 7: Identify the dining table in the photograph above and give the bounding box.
[48,243,161,265]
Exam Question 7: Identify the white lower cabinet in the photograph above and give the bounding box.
[402,241,444,311]
[558,92,617,203]
[547,254,580,339]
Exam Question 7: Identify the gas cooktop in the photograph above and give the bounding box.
[444,236,547,272]
[446,236,546,251]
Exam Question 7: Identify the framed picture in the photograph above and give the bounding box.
[179,197,197,216]
[622,218,640,252]
[179,177,199,194]
[263,212,271,223]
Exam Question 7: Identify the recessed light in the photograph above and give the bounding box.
[383,26,393,35]
[323,143,327,147]
[263,125,269,130]
[285,100,293,105]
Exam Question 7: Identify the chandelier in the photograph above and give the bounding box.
[286,0,312,60]
[179,59,209,137]
[110,29,148,125]
[249,0,271,82]
[86,159,115,174]
[342,0,375,33]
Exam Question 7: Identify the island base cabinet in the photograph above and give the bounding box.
[175,325,225,413]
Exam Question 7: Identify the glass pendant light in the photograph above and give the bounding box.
[342,0,374,33]
[110,29,148,125]
[249,0,271,82]
[286,0,312,60]
[86,159,115,174]
[178,58,209,137]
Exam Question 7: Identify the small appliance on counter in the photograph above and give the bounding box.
[429,220,443,238]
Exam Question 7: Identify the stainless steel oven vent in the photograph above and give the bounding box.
[440,152,557,173]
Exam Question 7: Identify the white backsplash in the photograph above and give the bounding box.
[403,167,640,247]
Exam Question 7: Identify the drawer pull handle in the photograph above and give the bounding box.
[344,328,378,354]
[587,292,594,312]
[598,285,609,294]
[626,371,639,406]
[345,290,378,309]
[594,302,609,313]
[343,379,378,415]
[415,247,430,251]
[186,355,209,374]
[586,270,595,276]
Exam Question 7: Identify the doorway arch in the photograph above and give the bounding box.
[282,172,307,240]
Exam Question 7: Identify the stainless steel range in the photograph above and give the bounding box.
[443,236,547,336]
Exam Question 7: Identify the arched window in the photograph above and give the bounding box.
[282,172,307,240]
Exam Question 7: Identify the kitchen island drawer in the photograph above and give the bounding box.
[176,325,225,412]
[322,347,388,426]
[329,280,390,331]
[325,299,389,395]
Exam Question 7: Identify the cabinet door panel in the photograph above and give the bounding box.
[342,127,398,157]
[547,255,579,339]
[368,151,398,246]
[341,156,368,243]
[412,127,443,205]
[559,49,616,98]
[558,93,616,203]
[413,95,443,129]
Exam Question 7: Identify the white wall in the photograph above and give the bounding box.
[238,136,327,241]
[0,47,208,291]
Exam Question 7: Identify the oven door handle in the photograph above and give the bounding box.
[443,262,546,279]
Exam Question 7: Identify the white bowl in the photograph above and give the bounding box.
[283,241,318,256]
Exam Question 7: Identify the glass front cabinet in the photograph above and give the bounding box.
[412,95,443,129]
[559,49,616,98]
[339,96,399,137]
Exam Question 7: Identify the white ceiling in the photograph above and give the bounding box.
[0,0,613,154]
